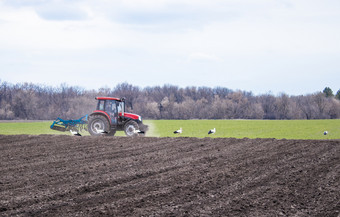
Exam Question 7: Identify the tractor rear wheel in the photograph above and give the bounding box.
[88,115,113,136]
[124,121,139,137]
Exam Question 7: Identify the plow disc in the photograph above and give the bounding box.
[50,115,88,133]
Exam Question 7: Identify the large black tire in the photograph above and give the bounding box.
[124,121,139,137]
[88,115,113,136]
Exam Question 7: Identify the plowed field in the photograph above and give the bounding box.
[0,135,339,216]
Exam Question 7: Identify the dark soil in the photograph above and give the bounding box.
[0,135,339,216]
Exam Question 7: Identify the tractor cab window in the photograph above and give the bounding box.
[116,101,123,113]
[105,100,117,113]
[97,100,105,111]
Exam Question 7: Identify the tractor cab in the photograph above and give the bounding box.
[95,97,125,125]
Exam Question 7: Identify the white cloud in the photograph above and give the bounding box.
[0,0,340,95]
[35,3,88,21]
[188,52,221,62]
[0,5,127,50]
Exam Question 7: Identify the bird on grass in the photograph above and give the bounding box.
[208,128,216,135]
[134,129,145,134]
[174,127,182,134]
[70,130,81,136]
[97,129,108,134]
[324,131,328,135]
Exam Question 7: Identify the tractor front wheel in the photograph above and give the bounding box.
[124,121,139,137]
[88,115,113,136]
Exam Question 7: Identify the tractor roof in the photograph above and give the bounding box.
[95,97,122,101]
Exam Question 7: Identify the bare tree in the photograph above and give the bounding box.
[274,93,291,119]
[113,83,140,111]
[259,94,277,119]
[0,80,339,120]
[296,95,317,119]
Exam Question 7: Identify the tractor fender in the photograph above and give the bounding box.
[89,111,111,123]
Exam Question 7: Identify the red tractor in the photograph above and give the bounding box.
[50,97,148,137]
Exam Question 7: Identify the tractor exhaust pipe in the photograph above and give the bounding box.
[121,97,125,117]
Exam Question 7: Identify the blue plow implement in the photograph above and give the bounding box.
[50,115,88,132]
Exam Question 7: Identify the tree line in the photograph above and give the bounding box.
[0,80,339,120]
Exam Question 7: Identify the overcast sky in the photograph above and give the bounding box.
[0,0,339,95]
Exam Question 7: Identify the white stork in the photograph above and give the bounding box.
[174,127,182,134]
[134,129,145,134]
[70,130,82,136]
[97,129,108,134]
[208,128,216,135]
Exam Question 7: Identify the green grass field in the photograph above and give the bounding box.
[0,119,339,140]
[150,119,340,140]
